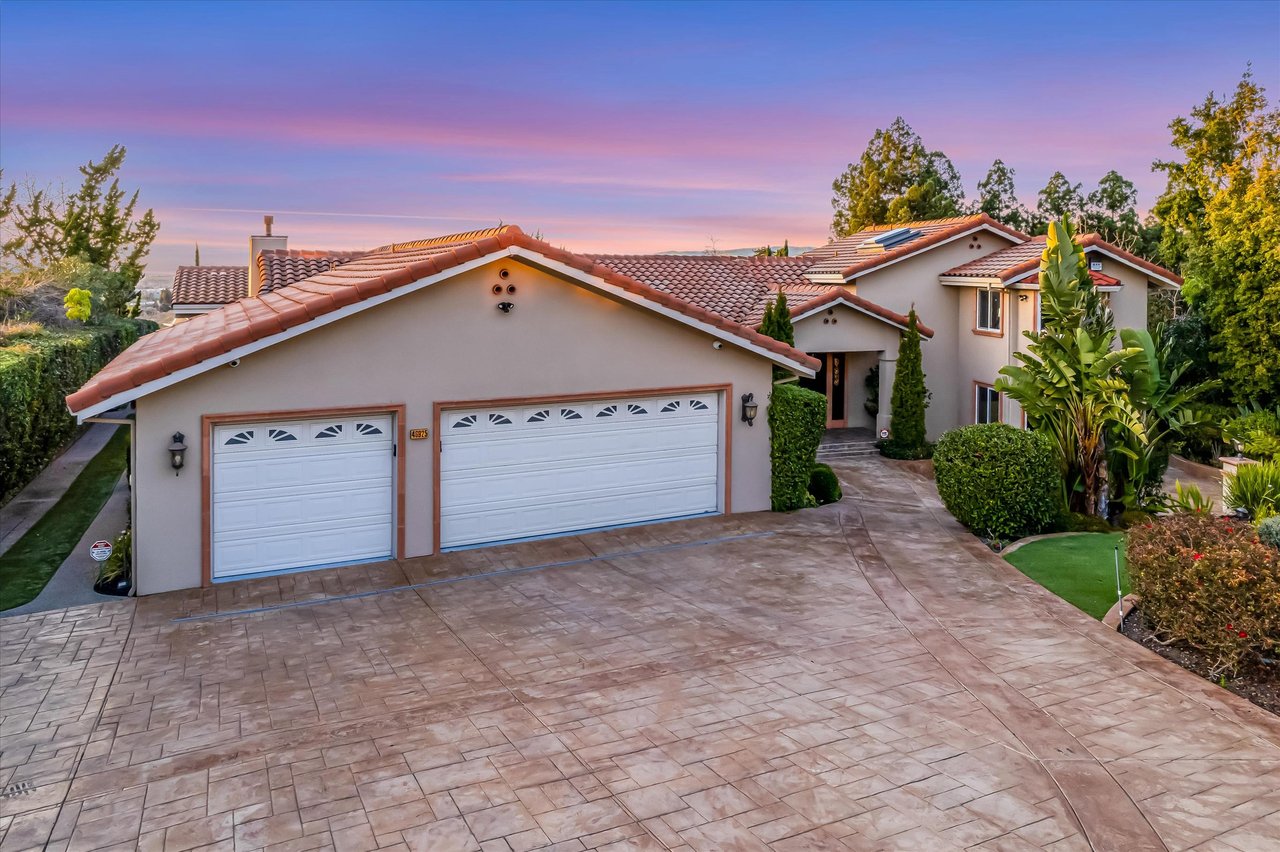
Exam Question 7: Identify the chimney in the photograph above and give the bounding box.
[248,214,288,297]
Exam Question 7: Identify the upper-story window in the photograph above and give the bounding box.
[976,288,1002,333]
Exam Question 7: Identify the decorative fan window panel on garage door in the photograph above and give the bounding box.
[211,413,395,579]
[439,392,722,549]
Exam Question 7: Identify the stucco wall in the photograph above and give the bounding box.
[133,258,776,594]
[792,304,902,429]
[953,287,1018,424]
[852,230,1021,438]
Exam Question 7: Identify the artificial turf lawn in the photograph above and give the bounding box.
[0,426,129,611]
[1004,532,1130,620]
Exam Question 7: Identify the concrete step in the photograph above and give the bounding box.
[818,443,877,460]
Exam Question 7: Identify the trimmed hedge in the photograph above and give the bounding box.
[934,424,1063,540]
[809,463,842,505]
[0,320,152,504]
[1128,513,1279,676]
[769,382,826,511]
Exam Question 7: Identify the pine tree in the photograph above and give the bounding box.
[975,159,1029,232]
[760,297,776,340]
[883,309,929,458]
[1031,172,1084,235]
[778,240,790,257]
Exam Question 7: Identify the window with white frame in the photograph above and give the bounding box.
[1035,292,1045,332]
[975,385,1001,424]
[976,288,1001,332]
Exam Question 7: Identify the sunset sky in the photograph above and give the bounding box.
[3,0,1278,278]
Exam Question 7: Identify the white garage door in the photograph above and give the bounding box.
[212,414,395,579]
[440,392,721,549]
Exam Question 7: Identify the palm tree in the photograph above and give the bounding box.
[996,218,1147,516]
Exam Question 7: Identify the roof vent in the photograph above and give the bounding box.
[859,227,920,252]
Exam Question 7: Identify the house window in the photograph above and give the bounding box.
[975,385,1001,424]
[976,289,1001,333]
[1035,292,1045,332]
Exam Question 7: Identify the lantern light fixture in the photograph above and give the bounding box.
[741,393,758,427]
[168,432,187,475]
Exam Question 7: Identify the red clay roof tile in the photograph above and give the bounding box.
[802,214,1030,279]
[170,266,248,305]
[940,232,1181,286]
[67,227,822,415]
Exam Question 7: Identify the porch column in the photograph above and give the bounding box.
[877,350,896,439]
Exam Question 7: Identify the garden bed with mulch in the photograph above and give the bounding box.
[1121,607,1278,716]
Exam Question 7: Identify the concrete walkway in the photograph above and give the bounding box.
[1,456,1276,851]
[0,474,128,617]
[0,423,119,557]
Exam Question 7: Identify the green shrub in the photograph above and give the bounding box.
[1067,512,1114,532]
[1223,405,1280,460]
[97,529,132,584]
[934,424,1064,540]
[808,463,842,505]
[1128,513,1279,676]
[1173,402,1230,464]
[769,382,826,511]
[1257,516,1280,550]
[1116,509,1153,529]
[1168,480,1215,514]
[1224,460,1280,520]
[0,319,153,503]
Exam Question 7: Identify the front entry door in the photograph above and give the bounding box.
[800,353,848,428]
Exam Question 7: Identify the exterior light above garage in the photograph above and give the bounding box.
[168,432,187,475]
[741,393,758,427]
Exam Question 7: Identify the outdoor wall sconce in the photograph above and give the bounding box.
[741,393,758,427]
[168,432,187,475]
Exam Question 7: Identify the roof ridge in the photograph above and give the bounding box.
[369,225,524,254]
[259,248,366,258]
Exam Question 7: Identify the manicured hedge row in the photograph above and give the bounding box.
[0,320,153,504]
[934,423,1063,540]
[769,382,827,511]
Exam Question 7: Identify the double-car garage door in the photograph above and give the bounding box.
[210,392,722,579]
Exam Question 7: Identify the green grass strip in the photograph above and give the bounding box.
[0,427,129,611]
[1004,532,1129,620]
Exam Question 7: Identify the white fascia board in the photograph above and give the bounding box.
[801,271,846,284]
[508,247,817,377]
[1084,246,1182,288]
[75,245,815,421]
[791,296,929,341]
[73,251,504,421]
[938,275,1003,287]
[842,224,1026,283]
[172,304,227,314]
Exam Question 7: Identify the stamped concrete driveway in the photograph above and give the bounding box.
[2,458,1278,852]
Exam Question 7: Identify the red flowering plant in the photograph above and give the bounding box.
[1127,513,1280,677]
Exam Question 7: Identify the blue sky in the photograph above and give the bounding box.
[2,0,1278,276]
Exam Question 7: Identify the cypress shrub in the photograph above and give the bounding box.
[881,309,930,459]
[934,424,1063,540]
[0,319,152,503]
[769,382,826,511]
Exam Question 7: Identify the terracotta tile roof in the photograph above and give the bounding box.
[585,255,815,325]
[67,228,820,416]
[786,290,936,338]
[257,250,365,293]
[170,266,248,306]
[802,214,1030,279]
[940,233,1182,286]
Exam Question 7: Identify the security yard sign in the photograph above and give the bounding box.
[89,540,113,562]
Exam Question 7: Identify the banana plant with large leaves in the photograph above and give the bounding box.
[996,217,1148,516]
[1110,325,1220,508]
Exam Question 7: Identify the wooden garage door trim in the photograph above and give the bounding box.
[201,404,407,587]
[431,384,732,552]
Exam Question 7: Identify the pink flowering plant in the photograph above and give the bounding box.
[1127,513,1280,677]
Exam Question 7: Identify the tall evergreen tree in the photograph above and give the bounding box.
[1083,170,1145,249]
[2,145,159,287]
[882,309,930,459]
[773,291,793,346]
[777,240,790,257]
[830,118,965,236]
[1031,172,1084,234]
[975,159,1029,232]
[1153,68,1280,405]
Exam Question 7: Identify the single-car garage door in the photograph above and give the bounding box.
[440,392,721,549]
[212,414,395,579]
